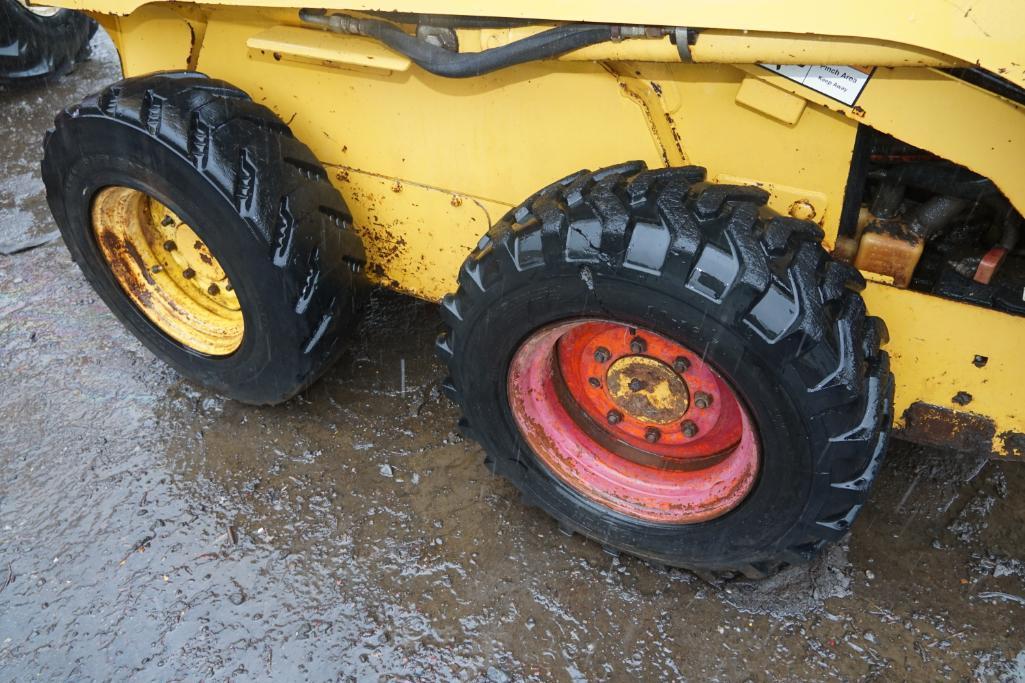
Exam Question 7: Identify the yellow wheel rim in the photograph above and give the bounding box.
[91,186,244,356]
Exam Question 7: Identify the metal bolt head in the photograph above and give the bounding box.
[150,265,162,274]
[207,283,220,296]
[606,410,623,425]
[681,420,698,438]
[673,356,690,373]
[588,377,601,388]
[161,215,175,227]
[594,347,611,363]
[630,337,648,354]
[694,391,713,409]
[182,267,196,279]
[163,240,177,252]
[629,378,644,392]
[644,427,661,443]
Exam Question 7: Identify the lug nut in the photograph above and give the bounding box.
[588,377,601,388]
[163,240,177,252]
[673,356,690,373]
[150,265,162,274]
[594,347,611,363]
[630,337,647,354]
[207,283,220,295]
[182,267,196,279]
[694,392,713,409]
[644,427,661,443]
[629,378,644,392]
[161,215,175,227]
[606,410,623,425]
[681,420,698,438]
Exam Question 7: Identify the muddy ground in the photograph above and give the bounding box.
[2,34,1024,682]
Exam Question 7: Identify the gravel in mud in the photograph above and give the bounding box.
[1,33,1024,681]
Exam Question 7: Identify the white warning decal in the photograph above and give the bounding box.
[760,64,873,106]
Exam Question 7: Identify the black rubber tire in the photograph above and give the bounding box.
[42,71,366,405]
[0,0,96,84]
[438,162,894,575]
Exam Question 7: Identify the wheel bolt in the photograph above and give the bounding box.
[161,215,175,227]
[645,427,661,443]
[629,378,644,392]
[594,347,611,363]
[694,392,713,409]
[207,284,220,295]
[681,420,698,438]
[182,267,196,279]
[588,377,601,388]
[163,240,177,252]
[630,337,647,354]
[673,356,690,373]
[150,265,162,274]
[606,410,623,425]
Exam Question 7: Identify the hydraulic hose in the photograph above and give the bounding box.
[883,162,997,202]
[909,195,968,240]
[299,9,617,78]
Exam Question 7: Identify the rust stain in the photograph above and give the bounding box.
[899,401,996,454]
[998,431,1025,457]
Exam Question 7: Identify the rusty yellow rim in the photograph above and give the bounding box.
[91,186,244,356]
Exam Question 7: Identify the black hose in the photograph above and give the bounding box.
[300,10,615,78]
[998,210,1022,252]
[883,162,997,202]
[909,195,968,240]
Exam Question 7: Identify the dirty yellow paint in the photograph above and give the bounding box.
[328,165,512,298]
[862,283,1023,458]
[247,26,412,73]
[734,76,807,126]
[52,0,1025,90]
[68,4,1025,450]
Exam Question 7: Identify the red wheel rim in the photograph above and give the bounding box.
[507,319,759,524]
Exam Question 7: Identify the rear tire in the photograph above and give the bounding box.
[42,72,366,405]
[0,0,96,83]
[438,162,893,574]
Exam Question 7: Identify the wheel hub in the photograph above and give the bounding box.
[91,186,244,356]
[508,319,760,524]
[606,355,689,424]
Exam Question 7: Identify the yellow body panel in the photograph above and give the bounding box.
[38,0,1025,88]
[862,284,1024,457]
[55,4,1025,455]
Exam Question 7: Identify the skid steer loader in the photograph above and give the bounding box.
[33,0,1025,575]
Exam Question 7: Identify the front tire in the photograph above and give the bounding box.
[438,162,893,574]
[42,72,366,405]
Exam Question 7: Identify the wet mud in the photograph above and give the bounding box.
[2,33,1025,681]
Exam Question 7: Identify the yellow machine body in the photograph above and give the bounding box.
[33,0,1025,455]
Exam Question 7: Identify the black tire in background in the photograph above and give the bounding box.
[42,71,366,405]
[0,0,96,83]
[438,162,894,575]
